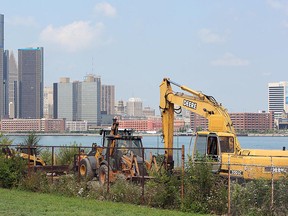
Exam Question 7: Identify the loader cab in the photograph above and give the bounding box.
[102,134,143,170]
[192,132,221,173]
[103,136,143,156]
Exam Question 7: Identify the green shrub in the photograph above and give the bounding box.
[109,178,142,205]
[0,156,26,188]
[50,175,83,197]
[18,171,50,193]
[231,179,272,215]
[230,176,288,215]
[274,176,288,215]
[21,132,42,155]
[56,142,81,166]
[19,172,88,197]
[145,171,181,209]
[40,147,52,165]
[86,181,109,200]
[181,160,227,215]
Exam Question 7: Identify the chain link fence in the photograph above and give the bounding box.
[2,143,288,215]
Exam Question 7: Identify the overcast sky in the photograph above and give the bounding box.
[1,1,288,113]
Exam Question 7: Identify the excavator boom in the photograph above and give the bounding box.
[160,78,241,169]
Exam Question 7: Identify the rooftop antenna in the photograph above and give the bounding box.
[92,57,94,74]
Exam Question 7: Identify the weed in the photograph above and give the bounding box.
[145,171,181,209]
[18,171,50,192]
[109,178,142,205]
[181,160,227,214]
[56,142,80,166]
[40,147,52,165]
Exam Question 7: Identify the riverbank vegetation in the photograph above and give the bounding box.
[1,153,288,215]
[1,134,288,215]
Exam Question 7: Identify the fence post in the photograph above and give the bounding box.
[141,147,145,204]
[77,147,81,183]
[177,135,179,167]
[270,156,274,212]
[228,155,231,216]
[157,135,159,155]
[28,145,31,177]
[52,146,54,183]
[181,145,185,203]
[107,146,110,193]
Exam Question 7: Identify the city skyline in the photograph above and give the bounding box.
[1,2,288,113]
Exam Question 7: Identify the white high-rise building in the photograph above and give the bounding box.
[126,97,143,117]
[79,74,101,126]
[53,77,74,121]
[115,100,125,115]
[268,81,288,119]
[43,87,53,119]
[53,75,101,126]
[8,51,18,119]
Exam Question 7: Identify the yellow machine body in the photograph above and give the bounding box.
[160,78,288,179]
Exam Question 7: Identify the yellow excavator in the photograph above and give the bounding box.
[160,78,288,180]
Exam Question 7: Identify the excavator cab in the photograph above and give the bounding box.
[193,132,221,173]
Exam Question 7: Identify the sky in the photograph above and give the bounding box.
[1,0,288,113]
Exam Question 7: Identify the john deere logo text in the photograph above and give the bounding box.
[183,99,197,110]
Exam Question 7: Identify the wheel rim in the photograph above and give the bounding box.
[80,164,86,176]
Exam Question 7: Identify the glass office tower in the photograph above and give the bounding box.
[18,47,44,119]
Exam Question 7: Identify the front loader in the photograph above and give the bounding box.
[77,118,155,184]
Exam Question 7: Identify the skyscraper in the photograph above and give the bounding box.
[0,49,3,119]
[79,75,101,126]
[115,100,125,115]
[54,75,101,126]
[0,14,4,119]
[268,81,288,119]
[101,85,115,115]
[126,97,143,117]
[53,77,74,121]
[43,86,53,119]
[0,14,4,49]
[3,50,9,117]
[18,47,44,119]
[8,51,18,118]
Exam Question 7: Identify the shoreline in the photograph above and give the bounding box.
[3,132,288,137]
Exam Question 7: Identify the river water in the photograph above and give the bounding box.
[6,134,288,151]
[6,134,288,167]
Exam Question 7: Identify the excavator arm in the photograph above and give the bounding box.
[159,78,241,169]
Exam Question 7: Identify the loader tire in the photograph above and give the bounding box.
[99,164,108,185]
[79,158,94,181]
